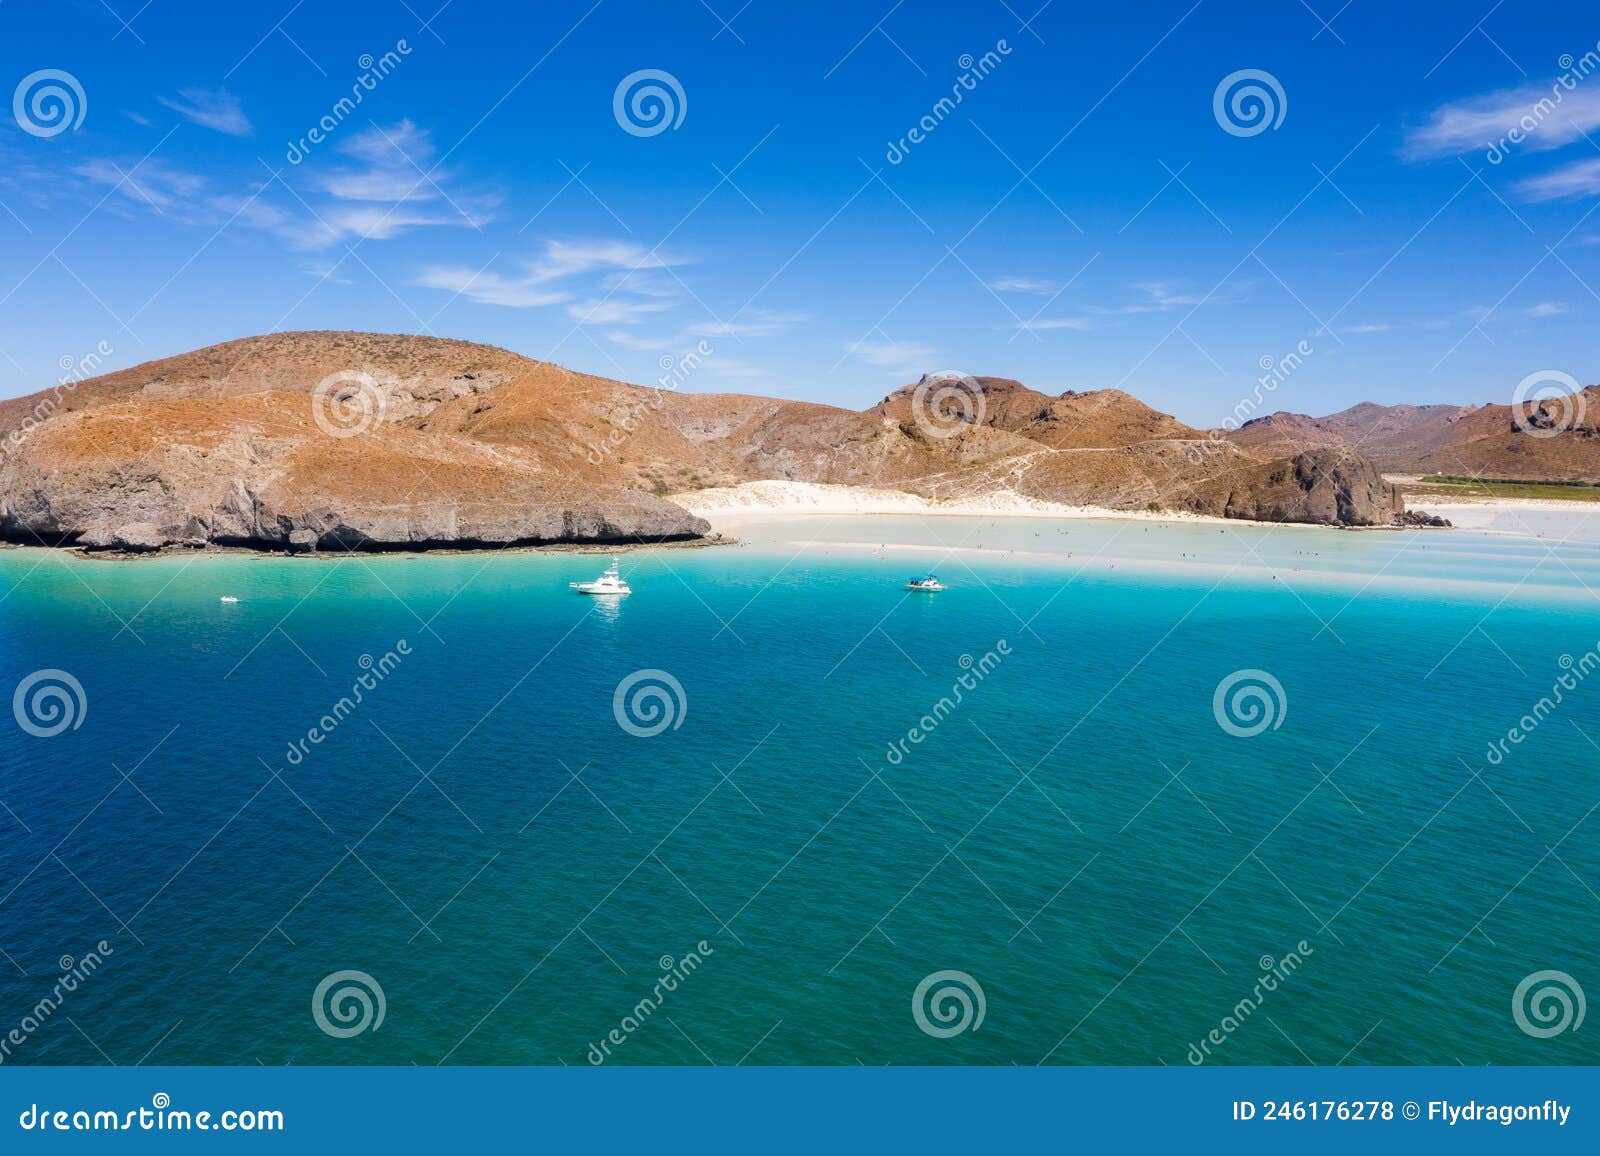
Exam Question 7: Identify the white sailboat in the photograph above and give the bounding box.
[571,556,631,596]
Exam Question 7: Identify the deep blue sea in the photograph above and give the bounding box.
[1,512,1596,1066]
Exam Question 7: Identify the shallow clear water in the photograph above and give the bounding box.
[1,514,1597,1065]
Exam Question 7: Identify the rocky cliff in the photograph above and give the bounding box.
[1184,446,1405,526]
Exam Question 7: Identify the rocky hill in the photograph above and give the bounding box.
[0,334,1408,552]
[1224,390,1600,480]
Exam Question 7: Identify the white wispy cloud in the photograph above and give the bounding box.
[603,332,773,383]
[985,275,1063,294]
[341,119,432,167]
[1130,280,1243,308]
[602,309,802,369]
[1086,280,1246,316]
[600,268,678,297]
[318,120,442,203]
[1011,317,1093,332]
[1344,323,1394,333]
[846,339,936,372]
[1464,301,1570,323]
[208,191,297,233]
[173,120,485,250]
[303,203,489,247]
[1404,84,1600,159]
[604,330,669,351]
[702,358,770,382]
[1515,157,1600,201]
[685,310,805,338]
[566,297,675,325]
[285,120,497,246]
[72,119,492,250]
[300,259,353,285]
[73,158,209,213]
[412,268,569,308]
[158,87,252,136]
[531,239,676,282]
[415,238,686,311]
[320,167,437,203]
[76,160,303,239]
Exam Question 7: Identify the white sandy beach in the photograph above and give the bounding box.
[675,480,1600,540]
[1420,500,1600,542]
[672,481,1236,527]
[665,481,1600,604]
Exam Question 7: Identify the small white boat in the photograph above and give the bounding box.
[219,595,239,604]
[571,557,631,596]
[905,574,945,592]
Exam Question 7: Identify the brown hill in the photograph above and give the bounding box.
[0,333,1407,551]
[870,376,1198,448]
[1223,390,1600,480]
[1225,412,1348,457]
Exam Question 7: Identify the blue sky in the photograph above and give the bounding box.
[2,0,1598,425]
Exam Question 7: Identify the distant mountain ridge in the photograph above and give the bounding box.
[1225,391,1600,480]
[0,333,1408,552]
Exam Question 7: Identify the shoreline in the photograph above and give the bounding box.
[670,480,1451,534]
[11,485,1591,563]
[672,481,1248,528]
[0,534,735,563]
[1399,495,1600,511]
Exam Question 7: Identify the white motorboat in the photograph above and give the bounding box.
[571,557,631,596]
[219,595,239,604]
[905,574,945,592]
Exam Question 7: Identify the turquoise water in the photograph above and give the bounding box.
[0,514,1597,1066]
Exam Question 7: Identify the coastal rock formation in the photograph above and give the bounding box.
[1183,446,1405,526]
[0,332,1409,551]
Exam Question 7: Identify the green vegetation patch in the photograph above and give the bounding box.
[1401,475,1600,502]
